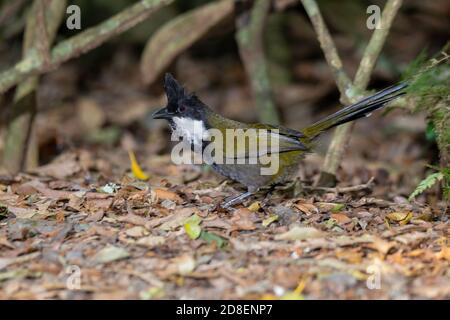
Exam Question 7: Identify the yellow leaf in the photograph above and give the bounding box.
[260,294,277,300]
[247,201,261,212]
[184,214,202,239]
[386,211,413,225]
[280,292,304,300]
[128,151,149,181]
[293,277,306,295]
[262,215,279,227]
[436,246,450,261]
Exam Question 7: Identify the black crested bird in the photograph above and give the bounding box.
[153,73,407,208]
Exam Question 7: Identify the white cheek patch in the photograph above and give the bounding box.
[172,117,209,147]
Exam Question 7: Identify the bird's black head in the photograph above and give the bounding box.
[152,73,206,122]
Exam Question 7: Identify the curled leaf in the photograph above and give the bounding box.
[386,211,413,225]
[128,151,149,181]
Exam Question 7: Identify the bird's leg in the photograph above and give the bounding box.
[221,191,254,209]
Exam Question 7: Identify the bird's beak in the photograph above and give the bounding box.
[152,107,173,120]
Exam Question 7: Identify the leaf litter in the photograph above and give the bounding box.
[1,150,447,300]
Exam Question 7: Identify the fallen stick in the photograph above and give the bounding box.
[303,177,375,194]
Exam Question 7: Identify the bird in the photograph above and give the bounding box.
[153,73,407,208]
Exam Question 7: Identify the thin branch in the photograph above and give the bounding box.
[353,0,403,90]
[303,177,375,194]
[319,0,403,185]
[300,0,352,101]
[2,0,66,173]
[236,0,280,124]
[35,0,51,68]
[301,0,403,186]
[0,0,174,94]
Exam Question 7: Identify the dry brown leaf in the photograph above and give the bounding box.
[32,153,81,179]
[158,207,198,231]
[331,213,352,224]
[366,237,396,255]
[154,188,183,204]
[136,235,166,248]
[275,226,324,241]
[335,249,363,264]
[294,202,318,216]
[436,247,450,261]
[125,226,149,238]
[230,208,257,231]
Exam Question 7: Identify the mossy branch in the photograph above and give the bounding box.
[302,0,403,186]
[0,0,174,95]
[2,0,66,173]
[236,0,280,125]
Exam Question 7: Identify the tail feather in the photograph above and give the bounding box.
[303,82,407,139]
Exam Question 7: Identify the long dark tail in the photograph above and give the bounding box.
[303,82,408,139]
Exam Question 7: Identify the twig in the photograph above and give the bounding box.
[300,0,352,101]
[302,0,403,186]
[35,0,51,68]
[0,0,174,94]
[236,0,280,124]
[353,0,404,90]
[303,177,375,194]
[320,0,402,185]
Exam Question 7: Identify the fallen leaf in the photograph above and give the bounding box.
[367,237,396,255]
[140,287,165,300]
[158,207,196,231]
[7,206,36,219]
[230,208,256,231]
[125,226,149,238]
[331,213,352,224]
[294,202,318,216]
[128,151,149,181]
[262,215,279,227]
[386,211,413,225]
[281,278,306,300]
[32,153,81,179]
[436,247,450,261]
[316,202,345,212]
[247,201,261,212]
[275,226,324,241]
[335,249,363,264]
[136,235,166,248]
[92,246,130,265]
[169,254,196,275]
[200,231,227,248]
[184,214,202,239]
[154,188,182,203]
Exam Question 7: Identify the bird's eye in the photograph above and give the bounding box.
[178,105,186,113]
